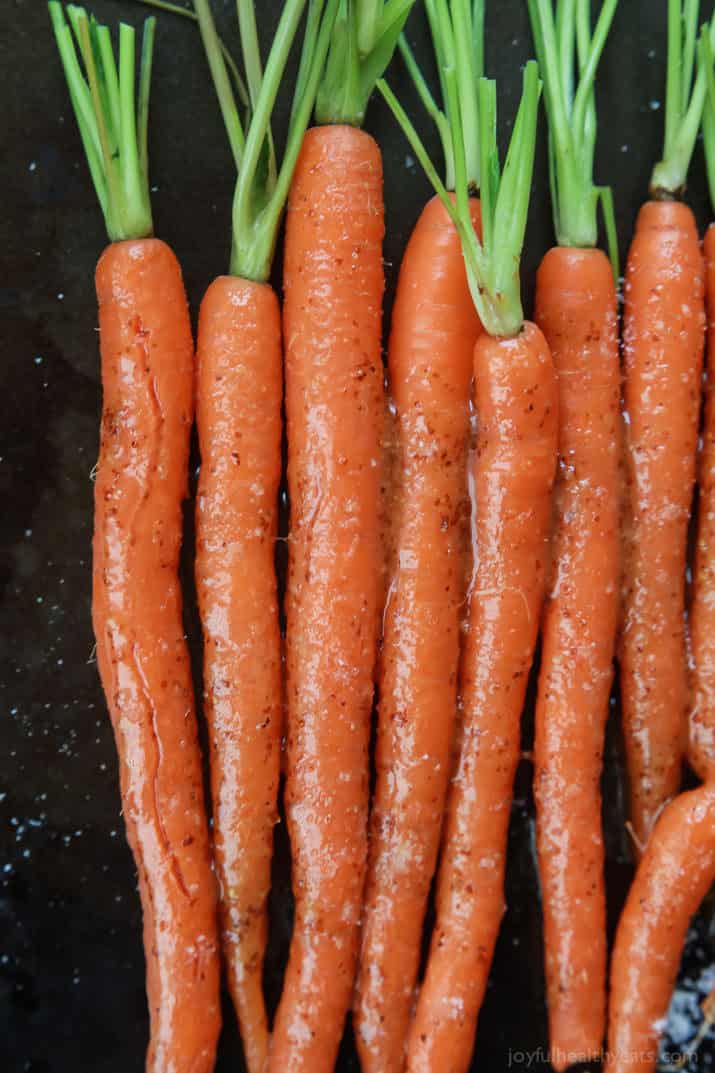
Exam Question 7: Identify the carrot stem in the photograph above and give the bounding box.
[410,0,483,190]
[379,58,541,336]
[527,0,618,252]
[129,0,250,108]
[398,34,455,188]
[316,0,415,126]
[194,0,339,281]
[700,24,715,213]
[193,0,245,168]
[651,0,714,196]
[50,3,154,241]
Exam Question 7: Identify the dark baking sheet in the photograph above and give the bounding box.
[1,1,714,1071]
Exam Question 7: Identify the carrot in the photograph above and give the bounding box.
[604,783,715,1073]
[354,7,483,1067]
[527,3,620,1066]
[265,6,415,1071]
[190,4,338,1071]
[354,191,481,1073]
[690,221,715,780]
[620,0,709,850]
[49,6,221,1071]
[382,59,555,1073]
[689,31,715,781]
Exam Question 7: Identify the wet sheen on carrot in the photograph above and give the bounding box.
[265,5,414,1072]
[689,29,715,780]
[620,0,709,850]
[49,6,221,1070]
[354,5,483,1068]
[190,4,338,1070]
[381,59,556,1073]
[528,2,620,1065]
[605,783,715,1073]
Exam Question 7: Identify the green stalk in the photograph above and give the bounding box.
[527,0,618,255]
[193,0,245,168]
[398,35,455,187]
[397,0,484,191]
[316,0,416,126]
[378,60,542,337]
[128,0,250,107]
[195,0,341,281]
[49,2,154,241]
[700,24,715,214]
[650,0,714,196]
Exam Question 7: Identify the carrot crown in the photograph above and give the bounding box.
[193,0,339,282]
[528,0,619,273]
[651,0,714,197]
[316,0,417,127]
[699,24,715,213]
[49,3,155,242]
[399,0,484,191]
[379,60,541,338]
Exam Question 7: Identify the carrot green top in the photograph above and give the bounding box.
[528,0,618,270]
[651,0,714,198]
[192,0,339,282]
[316,0,417,126]
[399,0,484,192]
[49,3,156,242]
[700,23,715,214]
[379,60,542,338]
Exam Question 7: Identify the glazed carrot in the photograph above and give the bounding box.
[354,7,483,1067]
[604,783,715,1073]
[196,277,280,1073]
[49,6,221,1071]
[620,0,709,850]
[264,7,414,1072]
[354,190,482,1073]
[268,122,384,1073]
[689,33,715,780]
[528,3,620,1066]
[690,222,715,779]
[191,4,338,1071]
[382,60,554,1073]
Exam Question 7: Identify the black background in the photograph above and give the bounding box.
[2,1,714,1071]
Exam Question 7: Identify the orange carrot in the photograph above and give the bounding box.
[195,278,282,1073]
[528,3,621,1064]
[620,1,710,849]
[265,8,414,1068]
[95,236,221,1073]
[605,783,715,1073]
[689,222,715,780]
[689,18,715,778]
[353,194,481,1073]
[620,198,705,847]
[354,14,487,1060]
[380,60,552,1073]
[406,321,557,1073]
[190,4,338,1069]
[534,247,619,1068]
[50,9,221,1070]
[266,123,384,1073]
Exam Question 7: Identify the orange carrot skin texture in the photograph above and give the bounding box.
[533,247,620,1069]
[605,783,715,1073]
[406,322,558,1073]
[267,125,384,1073]
[354,194,482,1073]
[620,201,705,847]
[689,223,715,780]
[195,277,283,1073]
[92,239,221,1073]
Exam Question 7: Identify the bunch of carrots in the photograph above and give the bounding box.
[48,0,715,1072]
